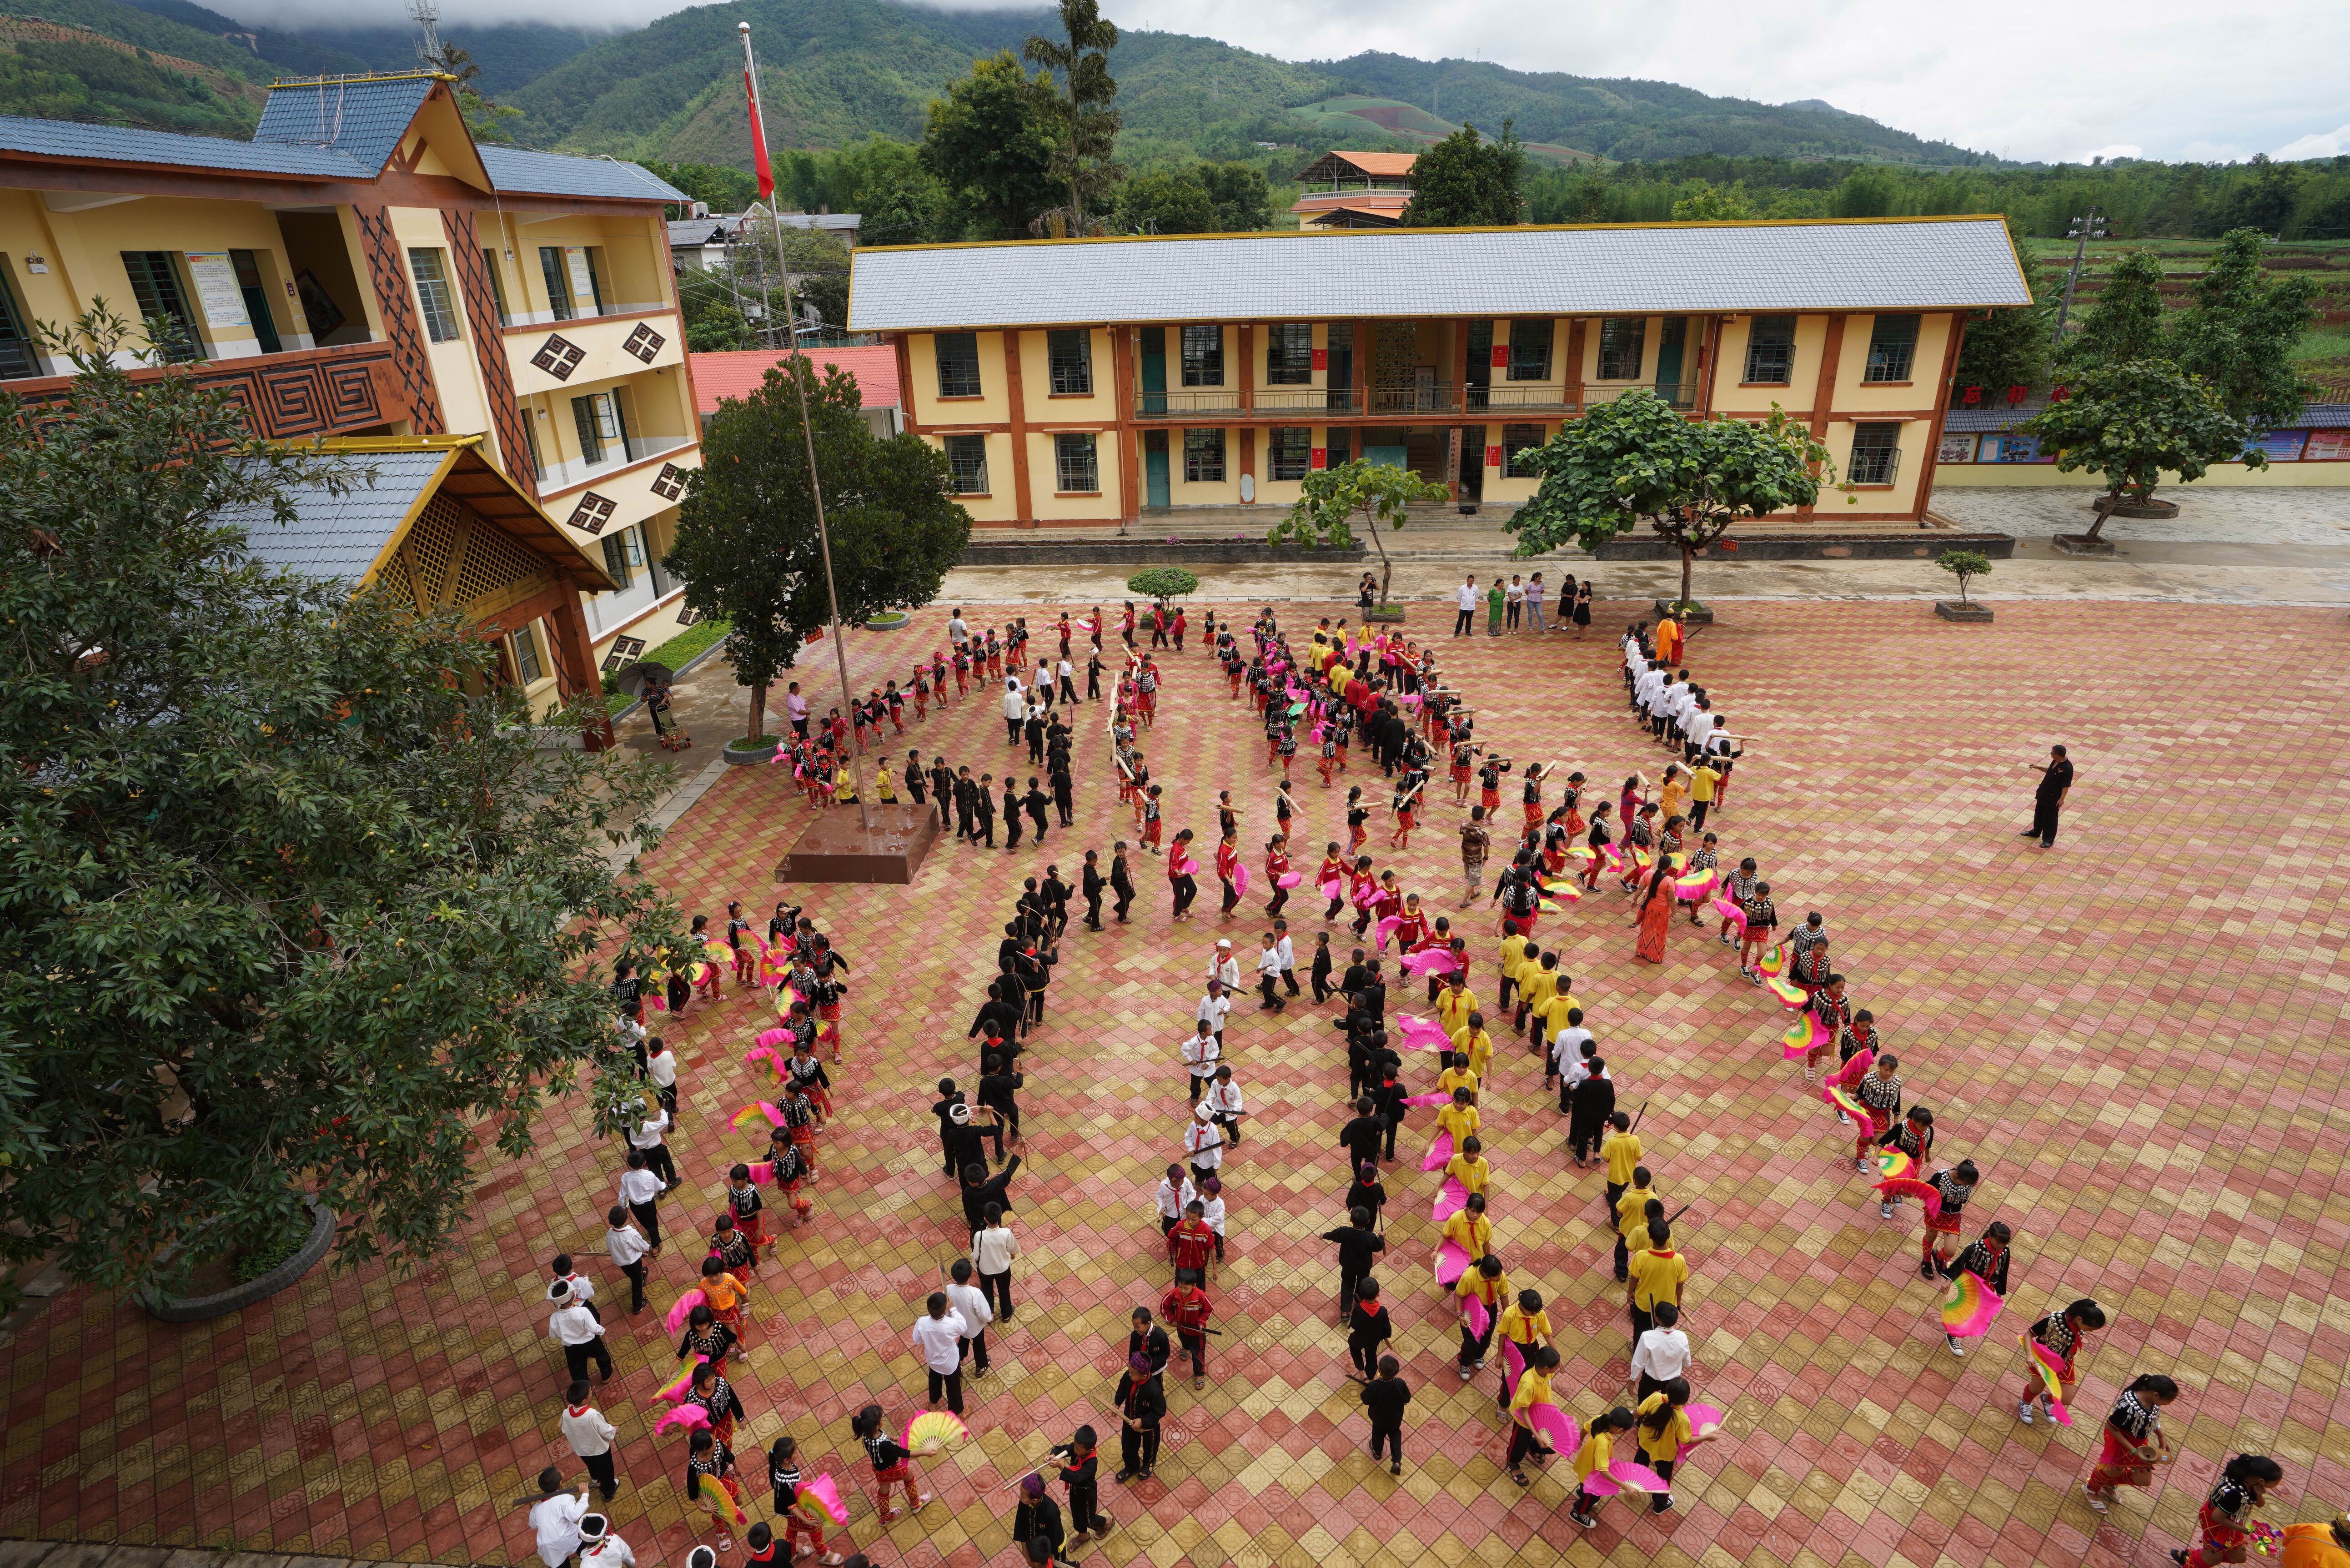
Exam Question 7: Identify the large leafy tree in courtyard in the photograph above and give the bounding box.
[0,313,684,1307]
[2020,359,2262,538]
[2167,228,2320,432]
[665,356,971,744]
[2055,249,2168,377]
[1269,459,1449,610]
[1506,391,1838,612]
[1403,121,1526,228]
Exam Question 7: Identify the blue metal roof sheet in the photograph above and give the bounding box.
[480,145,687,203]
[252,75,434,176]
[0,114,363,177]
[227,449,447,585]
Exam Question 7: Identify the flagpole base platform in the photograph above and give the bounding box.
[777,804,941,885]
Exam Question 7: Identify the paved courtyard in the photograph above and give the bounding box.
[5,598,2350,1568]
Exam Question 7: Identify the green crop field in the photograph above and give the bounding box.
[1288,97,1593,167]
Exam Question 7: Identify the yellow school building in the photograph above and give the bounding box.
[847,216,2034,530]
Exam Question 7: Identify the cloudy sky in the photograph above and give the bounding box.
[237,0,2349,166]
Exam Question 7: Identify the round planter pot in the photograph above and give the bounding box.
[2085,498,2178,519]
[143,1197,336,1323]
[1934,599,1994,623]
[864,611,912,631]
[1653,599,1716,625]
[2051,534,2117,557]
[723,736,782,767]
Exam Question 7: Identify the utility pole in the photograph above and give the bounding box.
[408,0,447,71]
[2049,208,2108,347]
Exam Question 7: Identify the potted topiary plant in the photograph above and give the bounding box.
[1126,567,1200,609]
[1933,549,1994,622]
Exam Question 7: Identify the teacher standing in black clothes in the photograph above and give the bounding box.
[2022,745,2073,849]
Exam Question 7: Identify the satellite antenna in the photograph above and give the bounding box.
[409,0,447,72]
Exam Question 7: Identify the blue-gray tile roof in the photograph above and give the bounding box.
[480,145,688,203]
[849,217,2034,332]
[227,449,445,585]
[0,114,363,176]
[252,74,433,176]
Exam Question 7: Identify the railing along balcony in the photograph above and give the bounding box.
[1129,382,1480,419]
[1466,384,1578,414]
[1135,389,1246,419]
[536,432,696,494]
[1584,381,1701,412]
[1366,381,1456,415]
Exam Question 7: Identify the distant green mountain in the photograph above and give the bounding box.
[4,0,1999,175]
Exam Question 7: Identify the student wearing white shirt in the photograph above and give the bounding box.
[1181,1020,1220,1105]
[1205,1064,1248,1146]
[626,1106,678,1189]
[911,1292,971,1414]
[616,1152,664,1251]
[576,1513,634,1568]
[1195,980,1232,1046]
[945,1258,995,1378]
[1154,1164,1198,1235]
[1056,656,1078,706]
[1195,1175,1227,1261]
[528,1471,593,1568]
[1272,920,1299,998]
[603,1206,652,1312]
[1208,939,1241,992]
[971,1207,1019,1323]
[547,1282,612,1383]
[1628,1301,1693,1401]
[1001,678,1026,742]
[1183,1101,1225,1182]
[1254,934,1287,1013]
[645,1038,678,1120]
[560,1382,621,1499]
[547,1253,596,1306]
[949,610,970,649]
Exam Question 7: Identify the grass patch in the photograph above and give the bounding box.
[2288,327,2350,363]
[602,617,731,714]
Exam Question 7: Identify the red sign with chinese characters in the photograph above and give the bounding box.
[1310,447,1327,469]
[1485,445,1503,468]
[1491,346,1510,368]
[1961,386,1983,406]
[1311,348,1327,371]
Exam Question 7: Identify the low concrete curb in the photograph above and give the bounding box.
[959,540,1367,567]
[1594,531,2015,562]
[142,1199,336,1324]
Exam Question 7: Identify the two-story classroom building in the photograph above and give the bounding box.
[0,71,701,716]
[849,216,2034,530]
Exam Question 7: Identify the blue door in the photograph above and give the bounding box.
[1144,430,1170,508]
[1140,327,1167,416]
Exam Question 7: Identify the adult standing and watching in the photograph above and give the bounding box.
[2023,745,2074,849]
[1454,576,1478,638]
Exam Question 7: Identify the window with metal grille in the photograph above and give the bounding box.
[511,622,546,684]
[935,332,982,397]
[1180,324,1224,387]
[408,248,462,343]
[1046,329,1093,395]
[0,265,36,378]
[1848,422,1902,485]
[481,248,511,327]
[1508,319,1553,382]
[1863,314,1920,382]
[537,246,602,321]
[1183,427,1225,483]
[1743,315,1795,383]
[571,391,624,466]
[1269,426,1310,480]
[944,434,989,494]
[1054,432,1099,493]
[1266,323,1314,385]
[600,533,633,590]
[538,247,572,321]
[1503,424,1546,479]
[1596,318,1645,381]
[119,251,200,362]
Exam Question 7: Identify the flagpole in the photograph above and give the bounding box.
[741,20,867,831]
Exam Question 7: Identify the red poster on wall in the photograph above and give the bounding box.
[1485,445,1502,468]
[1491,345,1509,368]
[1310,447,1327,468]
[1311,348,1327,371]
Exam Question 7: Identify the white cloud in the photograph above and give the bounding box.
[200,0,2350,166]
[2078,144,2143,164]
[2179,140,2252,164]
[2275,124,2350,160]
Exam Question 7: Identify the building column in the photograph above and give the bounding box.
[1003,329,1032,525]
[547,591,614,751]
[1564,319,1587,412]
[1914,312,1969,522]
[1797,315,1847,519]
[1237,324,1255,501]
[1111,326,1139,524]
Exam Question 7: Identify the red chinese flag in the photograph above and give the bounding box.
[745,67,774,200]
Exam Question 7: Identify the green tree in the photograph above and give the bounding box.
[1115,168,1218,234]
[1953,231,2054,398]
[643,160,759,218]
[2020,360,2263,535]
[665,357,972,742]
[1935,549,1992,604]
[1507,391,1838,612]
[1023,0,1124,234]
[1402,120,1526,228]
[1126,567,1198,604]
[920,51,1064,241]
[2167,228,2320,431]
[2220,154,2305,234]
[1670,180,1756,221]
[1199,161,1274,231]
[2056,250,2168,377]
[1268,459,1449,609]
[683,299,750,352]
[0,311,683,1306]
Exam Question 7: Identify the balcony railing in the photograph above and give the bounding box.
[501,299,671,330]
[1125,379,1708,421]
[1467,384,1577,414]
[1366,381,1456,415]
[1585,381,1701,411]
[1135,389,1246,418]
[536,432,696,494]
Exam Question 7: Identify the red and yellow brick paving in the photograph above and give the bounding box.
[6,600,2349,1568]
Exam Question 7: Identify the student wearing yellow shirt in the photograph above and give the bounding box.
[1600,1112,1643,1214]
[1493,1287,1552,1409]
[1435,1052,1481,1099]
[1614,1167,1661,1280]
[1444,1137,1491,1199]
[1436,975,1479,1035]
[1634,1377,1711,1513]
[1504,1343,1563,1486]
[1514,953,1557,1039]
[1688,761,1721,831]
[1495,930,1530,1010]
[1456,1253,1510,1378]
[1450,1021,1494,1081]
[1434,1089,1481,1149]
[1626,1222,1691,1355]
[1567,1407,1638,1528]
[1441,1193,1492,1262]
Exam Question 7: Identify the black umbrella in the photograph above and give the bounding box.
[612,660,674,697]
